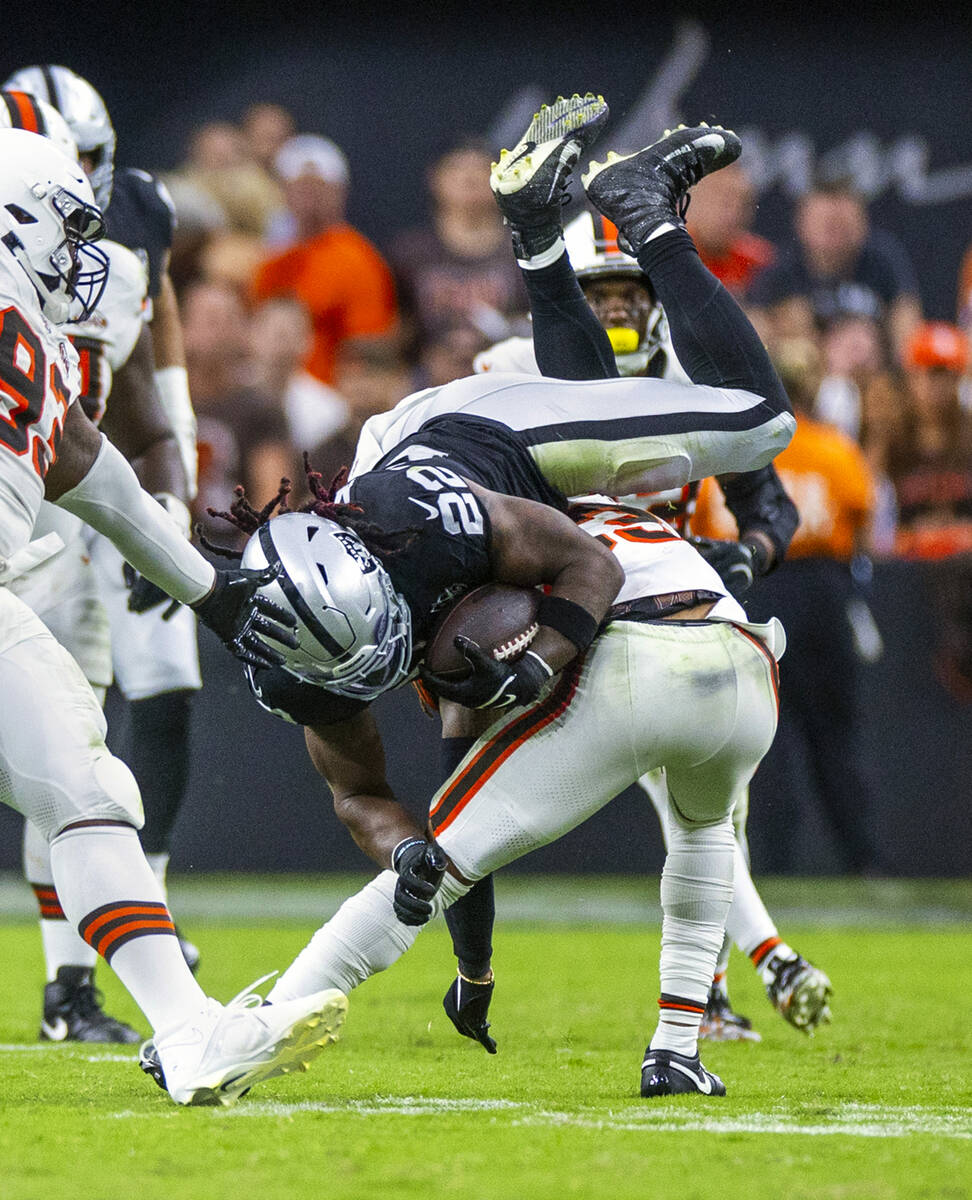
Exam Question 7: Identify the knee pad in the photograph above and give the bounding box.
[76,750,144,833]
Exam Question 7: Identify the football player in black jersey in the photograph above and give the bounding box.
[4,65,203,1035]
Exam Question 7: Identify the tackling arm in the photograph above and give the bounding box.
[45,403,296,668]
[305,711,424,867]
[717,464,799,571]
[690,464,799,597]
[305,712,446,925]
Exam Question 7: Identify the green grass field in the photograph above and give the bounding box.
[1,875,970,1200]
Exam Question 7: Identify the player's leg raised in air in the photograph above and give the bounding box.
[351,101,795,496]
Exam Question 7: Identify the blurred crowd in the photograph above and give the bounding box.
[161,103,971,723]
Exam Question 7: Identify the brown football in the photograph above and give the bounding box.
[425,583,541,679]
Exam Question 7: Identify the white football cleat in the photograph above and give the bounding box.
[149,979,347,1106]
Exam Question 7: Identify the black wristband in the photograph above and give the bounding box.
[392,836,426,872]
[536,595,599,651]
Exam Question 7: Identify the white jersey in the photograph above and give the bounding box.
[472,329,692,386]
[0,260,80,569]
[574,501,746,620]
[28,243,149,559]
[61,239,148,422]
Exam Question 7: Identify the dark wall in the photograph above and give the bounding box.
[0,561,968,877]
[7,3,972,318]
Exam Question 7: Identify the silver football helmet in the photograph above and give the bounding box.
[240,512,413,698]
[0,128,108,323]
[564,209,667,375]
[3,65,115,208]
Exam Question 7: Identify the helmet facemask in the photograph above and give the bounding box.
[3,182,108,322]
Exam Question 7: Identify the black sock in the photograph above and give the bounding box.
[636,229,790,413]
[129,690,194,855]
[439,736,495,978]
[523,252,619,380]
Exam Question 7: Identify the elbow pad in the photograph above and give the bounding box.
[719,465,799,570]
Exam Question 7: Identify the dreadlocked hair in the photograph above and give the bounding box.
[202,456,414,560]
[199,477,294,558]
[298,453,415,558]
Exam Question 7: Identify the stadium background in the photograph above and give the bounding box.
[1,3,969,876]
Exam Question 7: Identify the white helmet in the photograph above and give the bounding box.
[564,210,667,375]
[240,512,413,698]
[0,128,109,323]
[0,90,78,161]
[3,65,115,208]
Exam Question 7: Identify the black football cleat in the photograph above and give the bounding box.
[443,974,497,1054]
[491,93,609,258]
[138,1037,167,1092]
[641,1047,727,1097]
[699,985,761,1043]
[40,966,142,1044]
[583,123,742,251]
[175,926,201,976]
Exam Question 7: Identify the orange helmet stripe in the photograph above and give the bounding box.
[5,90,45,136]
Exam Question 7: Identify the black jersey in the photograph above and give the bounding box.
[374,415,568,513]
[104,168,175,300]
[249,451,497,727]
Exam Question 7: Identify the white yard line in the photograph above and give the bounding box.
[0,1045,135,1062]
[104,1097,972,1138]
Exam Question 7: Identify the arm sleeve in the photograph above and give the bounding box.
[717,464,800,568]
[54,435,215,604]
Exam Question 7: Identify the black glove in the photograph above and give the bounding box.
[192,563,299,670]
[443,973,497,1054]
[689,536,765,598]
[421,637,553,709]
[392,837,448,926]
[123,562,182,620]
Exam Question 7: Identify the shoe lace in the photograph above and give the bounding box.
[224,972,279,1012]
[767,955,803,1005]
[72,982,109,1020]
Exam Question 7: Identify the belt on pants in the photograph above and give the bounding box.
[606,590,723,625]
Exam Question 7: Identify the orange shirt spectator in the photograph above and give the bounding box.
[685,161,775,300]
[252,226,397,384]
[250,135,398,385]
[694,413,874,561]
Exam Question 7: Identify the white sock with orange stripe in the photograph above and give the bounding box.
[50,824,206,1031]
[24,818,97,978]
[650,816,735,1056]
[750,936,796,985]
